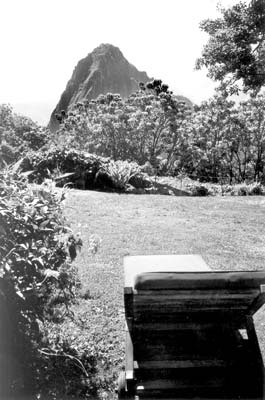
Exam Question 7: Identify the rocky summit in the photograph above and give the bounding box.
[49,43,151,131]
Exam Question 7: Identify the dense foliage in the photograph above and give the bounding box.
[0,164,83,397]
[101,160,140,190]
[0,104,50,167]
[53,83,265,184]
[21,146,119,190]
[56,80,192,173]
[183,94,265,183]
[196,0,265,94]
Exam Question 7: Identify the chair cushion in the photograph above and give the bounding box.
[134,271,265,290]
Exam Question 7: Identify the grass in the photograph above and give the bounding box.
[58,191,265,398]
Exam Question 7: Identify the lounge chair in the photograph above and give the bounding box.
[118,255,265,399]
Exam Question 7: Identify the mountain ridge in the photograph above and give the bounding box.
[49,43,151,131]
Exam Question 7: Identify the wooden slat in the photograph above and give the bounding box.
[134,309,248,323]
[134,309,249,316]
[247,290,265,316]
[134,298,255,307]
[133,291,258,311]
[125,327,134,381]
[134,345,233,361]
[136,376,225,391]
[133,288,259,297]
[132,327,236,339]
[133,332,238,362]
[124,287,133,319]
[245,316,264,370]
[133,321,241,331]
[134,302,252,313]
[134,359,227,369]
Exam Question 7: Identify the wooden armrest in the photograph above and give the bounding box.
[125,324,134,384]
[248,285,265,315]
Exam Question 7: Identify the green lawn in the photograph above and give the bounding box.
[62,191,265,398]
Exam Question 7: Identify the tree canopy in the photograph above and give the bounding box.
[0,104,50,167]
[196,0,265,94]
[57,81,193,172]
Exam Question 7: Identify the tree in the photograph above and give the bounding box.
[236,94,265,181]
[0,104,50,163]
[186,95,239,182]
[58,82,193,172]
[179,92,265,183]
[59,94,133,159]
[196,0,265,94]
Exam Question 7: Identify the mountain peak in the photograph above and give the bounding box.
[93,43,122,54]
[49,44,150,131]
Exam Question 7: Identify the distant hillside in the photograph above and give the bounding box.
[49,43,151,131]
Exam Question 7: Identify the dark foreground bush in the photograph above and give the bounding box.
[0,163,83,398]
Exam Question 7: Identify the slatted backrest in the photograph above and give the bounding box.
[125,271,265,328]
[123,260,265,398]
[125,273,265,381]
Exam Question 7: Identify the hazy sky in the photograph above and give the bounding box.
[0,0,241,125]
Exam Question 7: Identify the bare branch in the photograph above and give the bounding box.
[38,349,89,377]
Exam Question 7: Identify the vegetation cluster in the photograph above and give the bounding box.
[52,82,265,187]
[0,165,101,399]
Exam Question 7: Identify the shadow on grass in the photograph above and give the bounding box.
[151,180,190,196]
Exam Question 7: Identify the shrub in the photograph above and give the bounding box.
[128,173,152,189]
[0,142,17,167]
[248,182,264,195]
[21,147,108,189]
[0,164,82,397]
[101,160,140,190]
[224,183,264,196]
[21,148,147,192]
[140,161,156,176]
[236,184,249,196]
[220,184,233,196]
[186,182,210,196]
[0,104,50,163]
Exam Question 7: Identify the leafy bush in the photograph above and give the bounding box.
[228,183,265,196]
[140,161,156,176]
[180,180,265,197]
[0,104,50,162]
[21,147,109,188]
[129,173,152,189]
[21,148,151,193]
[204,182,265,196]
[35,336,99,399]
[186,182,210,196]
[236,184,249,196]
[20,146,265,197]
[101,160,140,190]
[0,164,82,397]
[0,142,17,167]
[248,182,264,195]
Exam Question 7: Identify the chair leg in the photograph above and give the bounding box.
[118,371,135,399]
[245,316,265,399]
